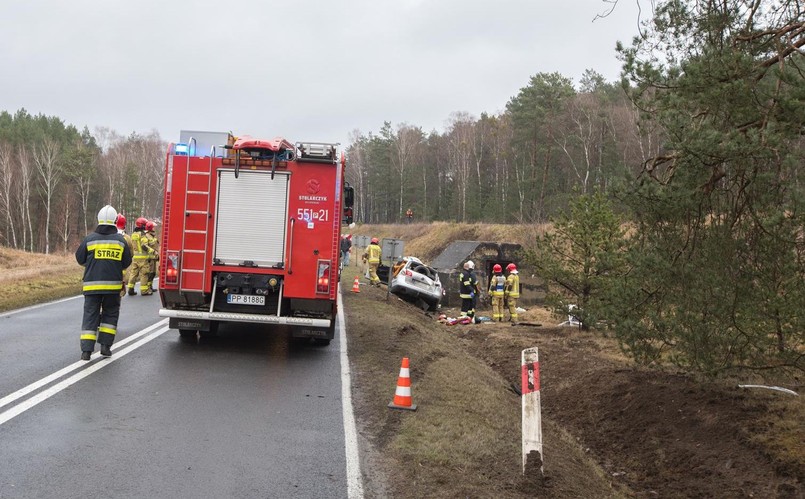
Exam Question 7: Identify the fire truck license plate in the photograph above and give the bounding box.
[227,294,265,306]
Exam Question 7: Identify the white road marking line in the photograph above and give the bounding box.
[0,325,170,427]
[0,319,168,411]
[0,295,82,319]
[338,286,364,498]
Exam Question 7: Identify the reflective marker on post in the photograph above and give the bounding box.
[521,347,543,475]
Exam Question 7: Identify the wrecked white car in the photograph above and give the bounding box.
[384,256,444,310]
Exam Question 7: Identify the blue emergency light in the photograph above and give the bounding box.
[175,143,189,155]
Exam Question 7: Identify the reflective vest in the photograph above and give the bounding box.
[366,243,381,264]
[489,273,506,296]
[505,272,520,298]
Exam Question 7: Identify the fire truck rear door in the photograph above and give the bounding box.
[214,170,289,267]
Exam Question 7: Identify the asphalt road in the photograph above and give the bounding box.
[0,289,359,498]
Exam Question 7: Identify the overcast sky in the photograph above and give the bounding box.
[1,0,645,148]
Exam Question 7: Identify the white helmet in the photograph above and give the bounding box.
[97,205,118,226]
[464,260,475,270]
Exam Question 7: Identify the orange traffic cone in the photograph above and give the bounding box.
[388,357,417,411]
[351,276,361,293]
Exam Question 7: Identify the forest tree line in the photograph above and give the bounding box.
[345,68,656,224]
[0,109,165,254]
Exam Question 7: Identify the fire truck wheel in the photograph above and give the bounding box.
[178,329,197,339]
[313,338,331,346]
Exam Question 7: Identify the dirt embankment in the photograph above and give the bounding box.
[344,281,803,498]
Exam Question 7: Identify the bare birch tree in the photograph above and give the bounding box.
[0,142,17,247]
[390,124,422,220]
[446,113,474,222]
[16,145,34,252]
[33,137,63,254]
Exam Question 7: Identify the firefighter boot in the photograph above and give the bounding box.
[127,286,136,296]
[81,351,91,361]
[100,345,112,357]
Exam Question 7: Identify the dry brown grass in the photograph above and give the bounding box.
[341,270,619,498]
[0,246,82,312]
[347,222,550,262]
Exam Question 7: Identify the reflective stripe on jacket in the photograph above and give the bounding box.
[131,230,154,259]
[459,269,478,299]
[76,226,133,295]
[489,274,506,296]
[366,243,381,264]
[145,231,159,260]
[505,273,520,298]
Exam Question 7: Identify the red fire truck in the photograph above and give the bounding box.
[157,131,354,345]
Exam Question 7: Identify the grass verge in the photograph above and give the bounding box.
[341,273,621,498]
[0,247,82,313]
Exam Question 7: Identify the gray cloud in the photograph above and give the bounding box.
[0,0,644,146]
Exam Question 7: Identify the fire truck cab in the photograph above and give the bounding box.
[157,131,354,345]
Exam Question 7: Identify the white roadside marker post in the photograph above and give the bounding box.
[521,347,544,476]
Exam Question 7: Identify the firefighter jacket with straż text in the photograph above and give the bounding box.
[489,273,506,296]
[505,272,520,298]
[75,225,133,294]
[364,243,381,264]
[459,269,479,299]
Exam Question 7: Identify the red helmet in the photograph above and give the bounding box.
[146,221,155,231]
[506,263,517,272]
[115,214,126,230]
[371,237,379,244]
[135,217,147,229]
[493,264,502,273]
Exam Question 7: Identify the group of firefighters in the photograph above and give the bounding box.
[116,213,160,296]
[354,236,521,323]
[459,259,520,324]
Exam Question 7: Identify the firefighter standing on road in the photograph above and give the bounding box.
[505,263,520,324]
[363,237,382,286]
[489,264,506,322]
[115,214,134,294]
[145,221,160,293]
[127,217,156,296]
[76,205,132,360]
[459,260,481,320]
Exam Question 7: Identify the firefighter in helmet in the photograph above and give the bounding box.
[458,260,480,320]
[504,263,520,324]
[362,237,382,286]
[127,217,156,296]
[144,220,160,293]
[489,264,506,322]
[115,214,134,295]
[75,205,133,360]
